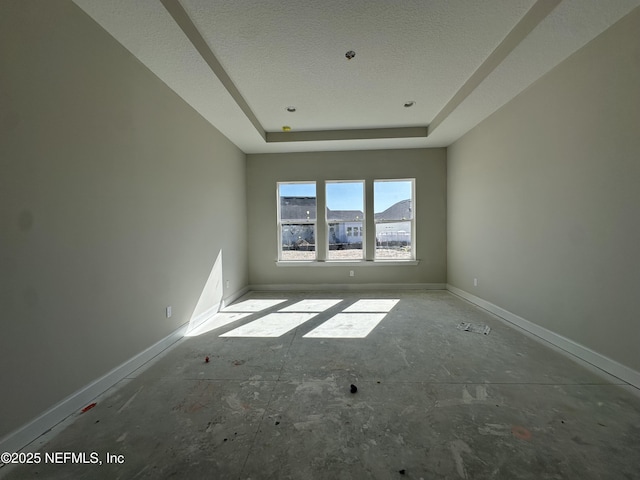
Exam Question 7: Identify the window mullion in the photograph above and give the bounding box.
[316,183,326,262]
[365,179,375,261]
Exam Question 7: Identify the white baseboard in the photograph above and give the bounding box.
[222,286,251,307]
[0,322,189,455]
[249,283,446,292]
[188,305,220,331]
[446,284,640,390]
[187,286,252,332]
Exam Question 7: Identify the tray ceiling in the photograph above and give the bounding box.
[73,0,640,153]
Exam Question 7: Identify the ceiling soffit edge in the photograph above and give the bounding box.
[160,0,559,145]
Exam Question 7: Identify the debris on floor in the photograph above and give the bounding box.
[350,384,358,394]
[457,322,491,335]
[81,402,96,413]
[205,356,209,363]
[511,425,532,440]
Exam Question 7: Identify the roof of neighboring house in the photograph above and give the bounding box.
[327,209,363,221]
[280,197,317,220]
[280,196,410,222]
[375,199,412,221]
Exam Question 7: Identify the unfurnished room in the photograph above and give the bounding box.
[1,1,639,479]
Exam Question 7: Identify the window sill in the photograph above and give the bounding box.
[276,260,420,267]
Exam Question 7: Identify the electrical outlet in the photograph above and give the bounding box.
[226,280,230,289]
[166,306,172,318]
[349,270,355,277]
[473,278,478,287]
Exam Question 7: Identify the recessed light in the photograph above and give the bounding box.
[404,101,416,108]
[285,106,296,113]
[282,126,291,132]
[345,50,356,60]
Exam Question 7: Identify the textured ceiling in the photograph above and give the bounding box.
[182,0,534,131]
[73,0,640,154]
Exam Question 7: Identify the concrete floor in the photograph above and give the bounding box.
[2,290,639,479]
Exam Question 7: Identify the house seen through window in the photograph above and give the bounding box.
[278,182,316,261]
[277,179,415,262]
[374,179,414,260]
[326,181,364,260]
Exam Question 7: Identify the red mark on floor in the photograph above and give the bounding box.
[511,425,532,440]
[81,403,97,413]
[205,356,209,363]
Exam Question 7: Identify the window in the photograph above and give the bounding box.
[277,179,415,264]
[278,182,316,261]
[326,181,364,261]
[374,179,415,260]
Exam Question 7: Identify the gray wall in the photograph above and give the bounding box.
[0,1,248,438]
[247,149,447,286]
[447,8,640,372]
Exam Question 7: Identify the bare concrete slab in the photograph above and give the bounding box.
[2,291,639,479]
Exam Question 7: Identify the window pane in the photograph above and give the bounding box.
[279,182,316,261]
[326,182,364,221]
[374,180,414,260]
[328,221,363,260]
[279,183,316,221]
[327,181,364,260]
[374,180,413,220]
[280,224,315,261]
[375,223,412,259]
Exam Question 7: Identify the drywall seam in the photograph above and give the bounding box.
[446,284,640,390]
[249,283,446,292]
[0,323,188,455]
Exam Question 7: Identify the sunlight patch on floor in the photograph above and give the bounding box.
[279,299,342,312]
[220,312,318,337]
[343,299,399,312]
[185,312,253,337]
[222,299,288,312]
[303,313,388,338]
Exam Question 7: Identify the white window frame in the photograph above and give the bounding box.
[373,178,416,261]
[277,181,317,261]
[325,180,365,261]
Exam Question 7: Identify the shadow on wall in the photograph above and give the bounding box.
[187,250,224,333]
